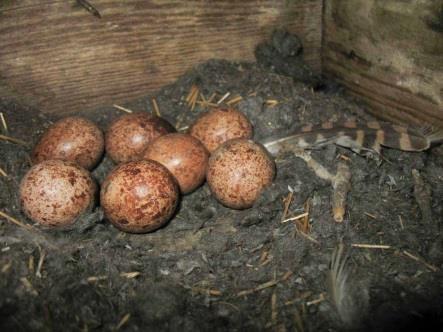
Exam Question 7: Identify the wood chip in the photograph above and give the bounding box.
[0,166,7,177]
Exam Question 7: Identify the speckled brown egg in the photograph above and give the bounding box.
[105,112,175,164]
[19,160,97,227]
[142,133,209,194]
[189,107,253,153]
[32,116,104,170]
[100,160,179,233]
[207,139,275,209]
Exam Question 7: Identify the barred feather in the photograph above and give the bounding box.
[261,121,443,156]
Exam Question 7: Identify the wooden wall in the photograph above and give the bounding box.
[0,0,322,114]
[322,0,443,128]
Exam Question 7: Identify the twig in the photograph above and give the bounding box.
[351,244,391,249]
[151,98,161,117]
[402,250,438,272]
[332,161,351,222]
[113,104,133,113]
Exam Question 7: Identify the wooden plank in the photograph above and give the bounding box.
[0,0,322,114]
[322,0,443,128]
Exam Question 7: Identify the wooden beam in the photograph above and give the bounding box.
[0,0,322,114]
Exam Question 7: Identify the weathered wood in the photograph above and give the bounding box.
[322,0,443,128]
[0,0,322,114]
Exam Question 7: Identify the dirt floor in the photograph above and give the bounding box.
[1,34,443,331]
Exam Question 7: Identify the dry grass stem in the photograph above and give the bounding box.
[186,85,199,110]
[281,190,294,221]
[28,255,35,274]
[351,244,391,249]
[265,99,279,107]
[113,104,133,113]
[120,272,141,279]
[271,292,278,325]
[87,275,108,282]
[295,225,319,245]
[237,272,292,297]
[402,250,438,272]
[0,112,7,131]
[115,313,131,331]
[306,293,326,306]
[226,95,243,105]
[36,249,46,278]
[0,134,28,146]
[364,212,377,220]
[398,215,404,229]
[0,166,7,177]
[2,262,12,273]
[190,287,222,296]
[0,210,33,231]
[20,277,38,296]
[217,92,230,105]
[151,98,161,117]
[293,307,305,332]
[281,212,309,224]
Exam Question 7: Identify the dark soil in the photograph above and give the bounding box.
[1,46,443,331]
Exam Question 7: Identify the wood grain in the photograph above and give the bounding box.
[0,0,322,114]
[322,1,443,128]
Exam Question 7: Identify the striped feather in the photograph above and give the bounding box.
[261,121,443,156]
